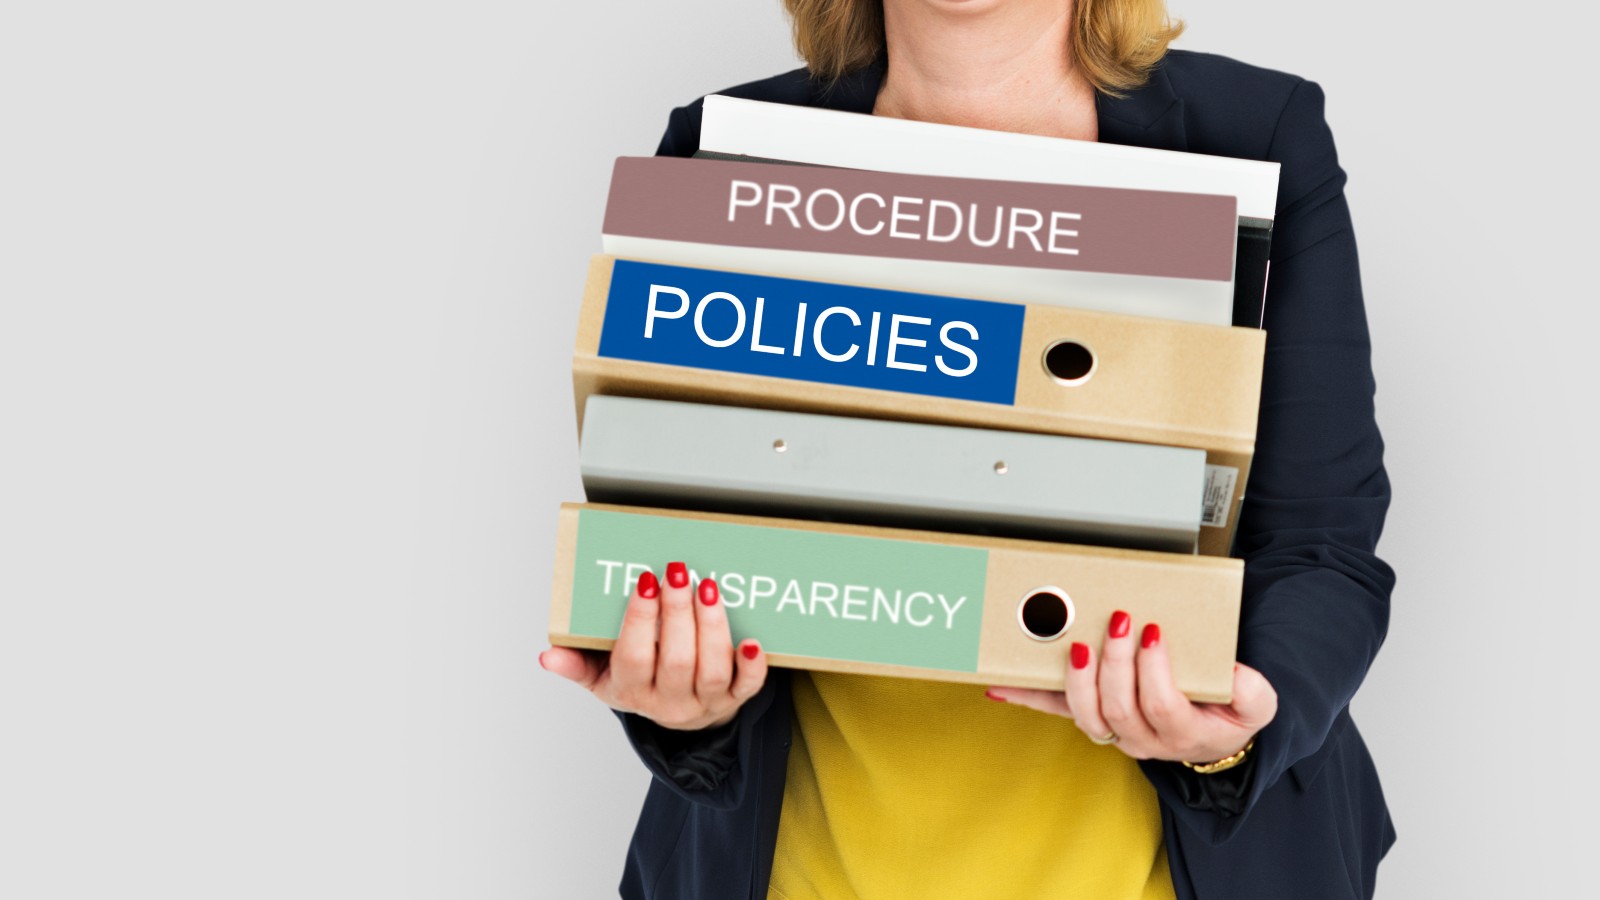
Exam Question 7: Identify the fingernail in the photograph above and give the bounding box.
[666,562,689,589]
[698,578,719,606]
[636,570,659,599]
[1141,623,1161,649]
[1109,610,1131,639]
[537,651,549,670]
[984,689,1006,703]
[1071,642,1090,670]
[740,640,760,660]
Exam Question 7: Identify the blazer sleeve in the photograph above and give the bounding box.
[1140,78,1397,843]
[603,100,785,810]
[611,673,787,811]
[655,102,704,158]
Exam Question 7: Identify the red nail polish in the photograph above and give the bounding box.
[1071,642,1090,670]
[666,562,689,589]
[1141,623,1161,649]
[698,579,719,606]
[740,641,760,660]
[636,570,659,599]
[984,689,1006,703]
[1109,610,1131,639]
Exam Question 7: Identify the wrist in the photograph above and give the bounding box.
[698,709,739,731]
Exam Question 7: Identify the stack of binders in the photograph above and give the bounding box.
[548,98,1279,703]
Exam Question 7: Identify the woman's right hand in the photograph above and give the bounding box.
[540,562,768,731]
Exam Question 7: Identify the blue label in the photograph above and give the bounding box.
[597,261,1024,405]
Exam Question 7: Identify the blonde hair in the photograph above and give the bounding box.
[783,0,1184,96]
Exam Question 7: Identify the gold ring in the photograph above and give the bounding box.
[1089,730,1119,746]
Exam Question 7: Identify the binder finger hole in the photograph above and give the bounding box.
[1042,340,1096,385]
[1018,587,1075,642]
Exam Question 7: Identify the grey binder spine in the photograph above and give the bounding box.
[579,395,1207,553]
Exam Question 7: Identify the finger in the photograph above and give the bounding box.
[1065,640,1112,744]
[1228,662,1279,730]
[539,646,606,690]
[985,686,1073,718]
[728,639,768,703]
[1133,623,1203,749]
[608,569,661,696]
[693,578,734,700]
[1097,610,1157,748]
[654,561,698,698]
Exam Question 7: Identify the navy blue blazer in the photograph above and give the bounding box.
[612,49,1397,900]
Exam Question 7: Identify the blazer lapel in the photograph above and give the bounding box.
[811,54,1188,154]
[1095,63,1187,152]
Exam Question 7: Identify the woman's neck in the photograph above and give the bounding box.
[873,0,1097,141]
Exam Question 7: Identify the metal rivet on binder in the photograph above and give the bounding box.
[773,439,787,453]
[994,461,1008,475]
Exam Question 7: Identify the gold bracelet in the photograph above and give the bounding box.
[1181,739,1255,775]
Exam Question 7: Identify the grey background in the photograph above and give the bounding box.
[2,1,1596,897]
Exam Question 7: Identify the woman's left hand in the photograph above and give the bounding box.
[986,611,1277,765]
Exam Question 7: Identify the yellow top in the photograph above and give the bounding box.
[767,672,1175,900]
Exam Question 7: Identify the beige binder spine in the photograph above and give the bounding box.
[550,503,1242,703]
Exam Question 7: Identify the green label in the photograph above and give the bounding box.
[570,509,991,672]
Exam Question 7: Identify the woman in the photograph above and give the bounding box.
[541,1,1397,897]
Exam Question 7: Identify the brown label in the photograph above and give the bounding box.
[603,156,1236,282]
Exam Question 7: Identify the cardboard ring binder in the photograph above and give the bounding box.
[1042,339,1097,385]
[550,503,1241,700]
[1017,587,1075,641]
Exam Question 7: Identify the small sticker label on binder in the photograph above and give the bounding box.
[1201,465,1238,528]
